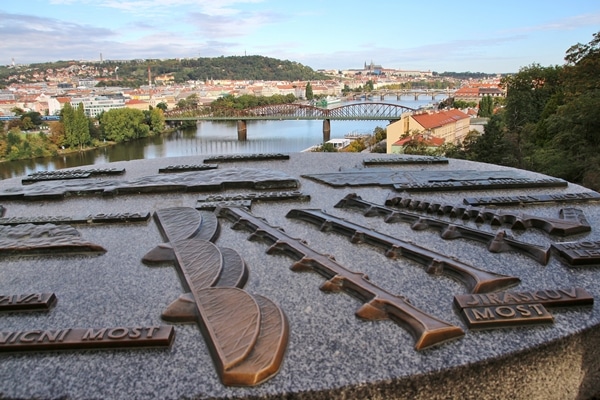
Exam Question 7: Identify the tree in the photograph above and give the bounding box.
[61,102,76,147]
[147,107,166,133]
[100,108,150,142]
[477,95,494,117]
[305,82,313,100]
[156,102,168,111]
[61,102,91,149]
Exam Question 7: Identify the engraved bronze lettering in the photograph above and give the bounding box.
[159,164,218,173]
[217,206,465,350]
[196,191,310,210]
[463,191,600,206]
[0,212,150,226]
[203,153,289,162]
[454,287,593,329]
[0,326,174,352]
[552,241,600,265]
[22,168,125,184]
[363,156,448,165]
[460,304,554,329]
[286,208,520,294]
[454,287,593,309]
[0,293,57,312]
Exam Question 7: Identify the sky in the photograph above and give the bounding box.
[1,0,599,74]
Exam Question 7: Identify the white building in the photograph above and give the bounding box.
[69,96,126,118]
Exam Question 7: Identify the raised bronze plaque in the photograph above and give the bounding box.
[459,304,554,329]
[454,287,593,329]
[0,325,174,352]
[158,164,218,173]
[203,153,290,162]
[363,156,448,165]
[0,212,150,226]
[22,168,125,184]
[302,169,567,192]
[196,191,310,210]
[454,287,594,309]
[0,293,57,312]
[552,241,600,265]
[463,192,600,206]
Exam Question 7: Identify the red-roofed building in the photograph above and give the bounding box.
[454,84,505,102]
[390,133,445,154]
[386,109,471,154]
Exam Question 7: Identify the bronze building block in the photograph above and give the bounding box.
[217,206,464,350]
[336,193,551,264]
[385,193,591,236]
[143,207,288,386]
[287,208,520,294]
[0,223,105,256]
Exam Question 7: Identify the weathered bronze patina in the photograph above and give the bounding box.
[158,164,218,173]
[286,208,520,294]
[0,168,300,200]
[552,241,600,265]
[385,194,591,236]
[463,192,600,206]
[0,212,150,226]
[143,207,288,386]
[302,169,567,192]
[336,193,551,264]
[363,156,448,165]
[0,293,57,312]
[454,287,593,329]
[0,223,105,256]
[0,326,174,352]
[203,153,289,162]
[217,206,465,350]
[22,168,125,184]
[196,191,310,210]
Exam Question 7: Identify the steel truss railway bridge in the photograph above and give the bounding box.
[165,102,415,141]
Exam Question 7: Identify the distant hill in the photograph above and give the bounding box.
[0,56,330,88]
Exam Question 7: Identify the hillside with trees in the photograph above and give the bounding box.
[446,31,600,191]
[0,56,329,88]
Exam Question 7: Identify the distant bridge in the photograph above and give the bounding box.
[346,89,456,101]
[165,102,415,141]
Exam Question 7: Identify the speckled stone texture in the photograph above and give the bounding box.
[0,152,599,400]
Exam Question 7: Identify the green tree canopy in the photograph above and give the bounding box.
[100,108,150,142]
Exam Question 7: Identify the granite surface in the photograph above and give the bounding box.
[0,152,599,399]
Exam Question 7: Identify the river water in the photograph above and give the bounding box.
[0,95,447,179]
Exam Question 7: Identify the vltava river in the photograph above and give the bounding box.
[0,96,447,179]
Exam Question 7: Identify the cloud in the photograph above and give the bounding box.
[50,0,266,18]
[186,10,284,38]
[504,12,600,34]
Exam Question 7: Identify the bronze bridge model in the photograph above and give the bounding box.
[164,102,415,141]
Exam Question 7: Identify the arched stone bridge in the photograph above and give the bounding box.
[165,102,415,141]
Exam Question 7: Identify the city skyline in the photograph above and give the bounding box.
[2,0,600,74]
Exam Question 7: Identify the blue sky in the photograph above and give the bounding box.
[1,0,599,73]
